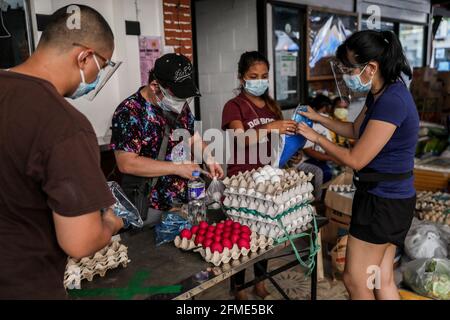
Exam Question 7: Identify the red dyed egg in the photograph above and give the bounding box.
[224,220,234,227]
[180,229,192,240]
[232,222,241,229]
[216,222,225,230]
[230,234,240,244]
[213,234,222,243]
[199,221,209,230]
[222,232,231,239]
[191,226,199,235]
[222,238,233,249]
[203,238,213,248]
[214,228,223,235]
[240,234,251,242]
[198,228,207,236]
[205,231,215,239]
[195,235,205,246]
[211,242,223,253]
[237,239,250,249]
[207,225,216,233]
[240,225,252,235]
[231,228,241,235]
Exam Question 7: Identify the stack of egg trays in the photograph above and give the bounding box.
[64,240,130,289]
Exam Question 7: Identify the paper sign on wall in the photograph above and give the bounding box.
[139,36,161,86]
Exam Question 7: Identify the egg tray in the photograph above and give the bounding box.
[223,167,313,194]
[328,184,356,193]
[226,205,315,239]
[223,190,314,217]
[174,232,274,267]
[415,191,450,226]
[64,240,130,289]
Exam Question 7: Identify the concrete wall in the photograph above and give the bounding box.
[195,0,258,132]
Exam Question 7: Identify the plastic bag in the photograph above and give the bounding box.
[206,177,225,209]
[107,181,144,229]
[403,258,450,300]
[155,213,191,246]
[405,218,448,260]
[276,105,313,168]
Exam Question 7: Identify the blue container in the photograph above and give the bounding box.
[278,105,313,168]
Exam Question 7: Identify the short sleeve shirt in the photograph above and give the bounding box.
[0,70,115,299]
[111,88,195,210]
[359,82,420,199]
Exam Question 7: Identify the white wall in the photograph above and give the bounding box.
[195,0,258,132]
[31,0,165,140]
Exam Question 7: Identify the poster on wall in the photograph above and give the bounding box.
[139,36,161,86]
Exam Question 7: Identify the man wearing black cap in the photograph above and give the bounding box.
[112,53,223,215]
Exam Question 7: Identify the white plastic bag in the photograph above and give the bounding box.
[405,218,448,260]
[206,177,225,209]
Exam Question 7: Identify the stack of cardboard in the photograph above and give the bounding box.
[410,67,450,121]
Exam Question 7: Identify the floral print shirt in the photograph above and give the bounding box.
[111,87,195,210]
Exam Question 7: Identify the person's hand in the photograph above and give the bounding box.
[207,163,224,179]
[299,106,322,122]
[265,120,298,135]
[103,208,124,234]
[174,163,202,179]
[297,122,321,143]
[289,150,303,165]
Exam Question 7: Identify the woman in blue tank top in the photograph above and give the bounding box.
[298,30,419,300]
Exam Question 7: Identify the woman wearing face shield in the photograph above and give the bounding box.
[112,54,223,219]
[297,30,419,300]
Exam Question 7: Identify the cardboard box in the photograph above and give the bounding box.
[322,208,351,245]
[322,170,354,244]
[324,170,354,216]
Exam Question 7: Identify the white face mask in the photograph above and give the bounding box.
[157,86,187,114]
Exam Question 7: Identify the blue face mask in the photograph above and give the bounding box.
[69,54,102,100]
[342,65,372,93]
[244,79,269,97]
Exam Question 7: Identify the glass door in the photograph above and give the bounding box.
[271,4,306,109]
[0,0,33,68]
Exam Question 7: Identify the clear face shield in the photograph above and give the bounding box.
[72,42,122,101]
[85,60,122,101]
[330,60,370,105]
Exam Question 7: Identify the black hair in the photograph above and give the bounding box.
[238,51,283,120]
[336,30,412,84]
[310,94,332,112]
[38,5,114,52]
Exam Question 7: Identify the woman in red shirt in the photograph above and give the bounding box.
[222,51,297,299]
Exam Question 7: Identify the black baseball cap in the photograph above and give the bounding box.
[153,53,201,99]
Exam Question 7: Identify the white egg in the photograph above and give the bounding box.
[271,175,281,184]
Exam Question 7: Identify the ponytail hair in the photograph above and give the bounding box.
[237,51,283,120]
[336,30,412,84]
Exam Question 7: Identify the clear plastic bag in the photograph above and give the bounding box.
[155,213,191,246]
[405,218,448,260]
[107,181,144,229]
[403,258,450,300]
[206,177,225,209]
